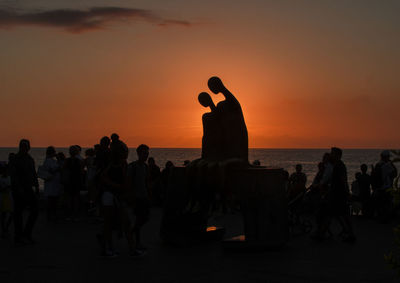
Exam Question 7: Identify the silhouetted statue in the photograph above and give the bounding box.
[161,77,288,247]
[198,92,223,161]
[208,76,248,162]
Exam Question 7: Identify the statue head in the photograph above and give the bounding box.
[198,92,213,108]
[208,76,225,94]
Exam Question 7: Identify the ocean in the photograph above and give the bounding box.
[0,148,390,187]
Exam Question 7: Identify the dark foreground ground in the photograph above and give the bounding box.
[1,207,399,283]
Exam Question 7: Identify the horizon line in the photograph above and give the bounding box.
[0,146,395,150]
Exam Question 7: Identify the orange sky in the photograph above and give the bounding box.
[1,0,399,148]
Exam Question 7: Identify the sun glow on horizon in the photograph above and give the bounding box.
[1,1,399,149]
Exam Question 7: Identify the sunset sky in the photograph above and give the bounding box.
[1,0,399,148]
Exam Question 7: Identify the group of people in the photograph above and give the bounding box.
[0,137,398,254]
[287,148,398,243]
[0,135,177,257]
[350,150,398,221]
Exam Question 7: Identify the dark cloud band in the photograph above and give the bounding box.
[0,6,191,33]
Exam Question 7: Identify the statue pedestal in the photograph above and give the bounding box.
[223,168,288,251]
[160,167,226,246]
[159,166,288,249]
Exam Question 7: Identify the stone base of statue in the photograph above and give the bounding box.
[160,167,226,246]
[161,225,226,247]
[222,168,288,251]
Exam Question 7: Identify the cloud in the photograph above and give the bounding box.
[0,6,192,33]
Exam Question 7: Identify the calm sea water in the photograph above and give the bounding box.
[0,148,392,187]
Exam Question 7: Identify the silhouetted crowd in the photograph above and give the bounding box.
[287,148,398,243]
[0,135,176,257]
[0,138,398,255]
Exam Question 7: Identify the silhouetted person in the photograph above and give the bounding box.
[329,147,355,242]
[110,133,128,158]
[85,148,97,214]
[63,145,84,220]
[306,161,325,213]
[288,164,307,200]
[312,149,355,242]
[94,144,101,155]
[208,76,248,162]
[95,136,111,173]
[148,158,160,177]
[311,162,325,187]
[126,144,151,254]
[74,145,83,161]
[307,154,333,215]
[359,164,372,217]
[160,161,174,201]
[371,150,397,222]
[98,139,130,257]
[10,139,39,245]
[110,133,128,164]
[0,162,12,238]
[42,146,62,222]
[56,152,66,164]
[148,157,161,205]
[94,137,112,213]
[310,153,333,197]
[111,133,119,143]
[351,173,361,198]
[351,172,362,215]
[85,148,96,186]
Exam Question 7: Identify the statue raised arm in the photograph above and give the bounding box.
[207,76,248,162]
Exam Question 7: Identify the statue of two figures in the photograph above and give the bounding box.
[198,76,248,164]
[160,77,250,243]
[161,77,288,247]
[183,77,250,233]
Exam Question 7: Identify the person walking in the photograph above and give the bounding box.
[10,139,39,245]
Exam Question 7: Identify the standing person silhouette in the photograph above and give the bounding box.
[10,139,39,245]
[207,76,248,163]
[288,164,307,200]
[98,140,129,258]
[63,146,84,221]
[359,164,372,217]
[371,150,398,222]
[315,147,355,242]
[41,146,62,222]
[126,144,151,255]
